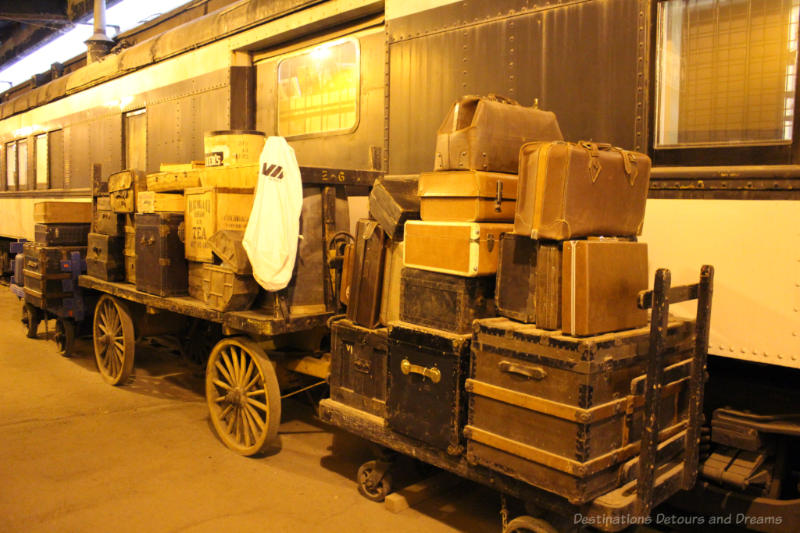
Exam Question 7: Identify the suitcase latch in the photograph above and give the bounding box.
[400,359,441,384]
[494,181,503,212]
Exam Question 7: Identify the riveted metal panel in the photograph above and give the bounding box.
[387,0,642,174]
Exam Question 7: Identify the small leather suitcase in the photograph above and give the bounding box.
[108,169,143,213]
[494,234,562,327]
[339,242,354,306]
[434,95,563,174]
[418,171,517,222]
[86,233,125,281]
[379,240,404,326]
[330,319,389,417]
[135,213,188,297]
[387,322,471,454]
[94,209,124,237]
[404,221,512,277]
[368,175,420,240]
[562,239,648,336]
[34,223,90,246]
[465,316,695,504]
[400,267,495,334]
[346,219,387,328]
[514,141,651,240]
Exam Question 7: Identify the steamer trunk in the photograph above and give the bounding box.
[387,323,471,454]
[135,213,188,297]
[465,317,696,504]
[86,233,124,281]
[330,319,389,417]
[34,224,91,246]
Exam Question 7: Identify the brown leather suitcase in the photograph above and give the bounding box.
[495,234,561,328]
[108,169,144,214]
[400,267,495,334]
[368,175,420,240]
[434,95,562,174]
[34,224,90,246]
[388,322,471,454]
[339,242,354,306]
[418,171,517,222]
[562,239,648,336]
[93,209,124,237]
[135,213,188,297]
[330,319,389,417]
[465,316,695,504]
[515,141,651,240]
[404,221,512,277]
[346,219,387,328]
[86,233,124,281]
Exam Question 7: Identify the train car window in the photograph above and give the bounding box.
[656,0,800,147]
[6,141,16,189]
[276,39,359,137]
[35,134,48,188]
[124,109,147,172]
[18,139,28,189]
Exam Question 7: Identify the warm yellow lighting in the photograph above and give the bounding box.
[13,125,43,137]
[310,45,333,62]
[105,95,134,109]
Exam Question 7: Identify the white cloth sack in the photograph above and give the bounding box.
[243,136,303,291]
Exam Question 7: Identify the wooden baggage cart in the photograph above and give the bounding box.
[319,265,714,532]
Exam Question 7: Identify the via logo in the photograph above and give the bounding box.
[262,163,284,180]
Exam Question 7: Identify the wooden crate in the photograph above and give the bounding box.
[199,263,258,311]
[136,191,185,213]
[184,187,253,263]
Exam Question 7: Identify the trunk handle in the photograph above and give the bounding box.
[498,360,547,380]
[400,359,441,384]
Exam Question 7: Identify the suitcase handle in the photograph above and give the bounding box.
[400,359,441,384]
[498,360,547,381]
[139,236,155,246]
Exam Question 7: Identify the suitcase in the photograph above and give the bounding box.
[562,239,648,336]
[330,319,389,417]
[495,234,562,328]
[368,175,420,240]
[434,94,563,174]
[339,242,354,306]
[387,323,471,454]
[404,221,512,277]
[24,242,86,276]
[514,141,651,240]
[135,213,188,297]
[465,316,695,504]
[379,240,404,326]
[86,233,124,281]
[400,267,495,334]
[34,223,90,246]
[108,169,143,213]
[94,209,124,237]
[346,219,387,328]
[418,171,517,222]
[33,202,92,224]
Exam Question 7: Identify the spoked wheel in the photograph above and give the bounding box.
[22,303,41,339]
[503,516,558,533]
[93,295,135,385]
[205,337,281,456]
[357,460,393,502]
[54,318,77,357]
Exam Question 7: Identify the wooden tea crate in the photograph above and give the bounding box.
[184,187,253,263]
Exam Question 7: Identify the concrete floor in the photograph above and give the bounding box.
[0,289,502,533]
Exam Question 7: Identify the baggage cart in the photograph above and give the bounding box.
[319,265,714,532]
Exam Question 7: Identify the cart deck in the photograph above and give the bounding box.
[78,275,332,337]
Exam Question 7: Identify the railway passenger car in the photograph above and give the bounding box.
[0,0,797,528]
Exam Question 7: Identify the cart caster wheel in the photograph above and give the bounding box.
[22,303,41,339]
[503,516,558,533]
[205,337,281,456]
[55,319,77,357]
[93,295,135,386]
[357,460,392,502]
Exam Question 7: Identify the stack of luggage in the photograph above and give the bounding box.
[24,202,91,310]
[329,94,698,504]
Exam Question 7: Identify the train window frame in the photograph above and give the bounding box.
[35,133,49,189]
[275,38,361,140]
[652,0,800,166]
[17,138,29,190]
[5,140,17,190]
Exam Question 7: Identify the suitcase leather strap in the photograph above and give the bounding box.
[578,141,639,186]
[579,141,603,183]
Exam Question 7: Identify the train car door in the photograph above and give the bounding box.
[124,109,147,173]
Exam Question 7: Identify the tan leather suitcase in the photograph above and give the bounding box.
[562,239,648,336]
[404,221,512,277]
[418,170,517,222]
[434,95,563,174]
[514,141,651,240]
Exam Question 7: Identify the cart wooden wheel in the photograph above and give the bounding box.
[357,460,393,502]
[54,318,77,357]
[22,302,41,339]
[503,516,558,533]
[205,337,281,456]
[93,295,135,386]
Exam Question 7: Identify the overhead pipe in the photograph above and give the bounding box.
[86,0,114,63]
